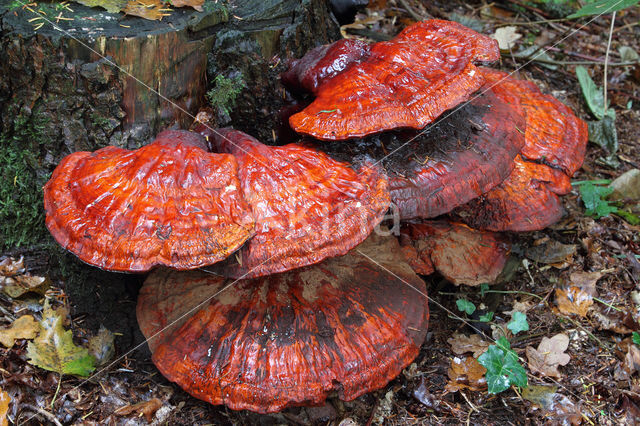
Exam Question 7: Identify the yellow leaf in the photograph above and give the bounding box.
[26,300,95,377]
[124,0,171,21]
[0,388,9,426]
[0,315,39,348]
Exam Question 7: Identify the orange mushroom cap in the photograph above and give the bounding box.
[207,128,390,278]
[308,90,525,220]
[43,130,255,272]
[137,233,428,413]
[454,155,572,231]
[288,19,499,140]
[400,221,511,286]
[452,69,587,231]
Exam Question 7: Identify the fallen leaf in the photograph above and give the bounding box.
[0,257,49,298]
[115,398,163,422]
[124,0,170,21]
[170,0,204,11]
[445,356,487,392]
[73,0,127,13]
[615,344,640,380]
[526,334,571,378]
[447,333,490,358]
[0,315,39,348]
[504,299,533,316]
[491,26,521,50]
[88,325,115,366]
[555,271,602,317]
[413,377,439,408]
[26,300,95,377]
[527,241,577,265]
[591,309,637,334]
[522,385,582,424]
[609,168,640,200]
[0,388,9,426]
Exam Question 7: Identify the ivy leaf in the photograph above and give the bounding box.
[478,311,494,322]
[507,312,529,335]
[568,0,639,19]
[26,301,95,377]
[633,332,640,346]
[478,337,528,394]
[456,299,476,315]
[575,181,618,218]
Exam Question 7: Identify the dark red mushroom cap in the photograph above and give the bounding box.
[454,155,572,231]
[208,128,390,278]
[43,130,255,272]
[452,68,587,231]
[281,38,371,94]
[137,233,429,413]
[308,90,525,220]
[400,221,511,286]
[288,20,500,140]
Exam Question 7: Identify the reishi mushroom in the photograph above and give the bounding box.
[453,68,588,231]
[44,130,255,272]
[307,90,525,219]
[137,233,428,413]
[287,19,500,140]
[203,128,390,278]
[399,221,511,286]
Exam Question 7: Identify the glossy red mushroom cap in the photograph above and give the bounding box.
[137,233,429,413]
[288,20,500,140]
[208,128,390,278]
[44,130,255,272]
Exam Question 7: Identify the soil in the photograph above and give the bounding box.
[1,0,640,425]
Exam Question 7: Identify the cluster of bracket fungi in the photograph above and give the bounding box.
[43,20,587,413]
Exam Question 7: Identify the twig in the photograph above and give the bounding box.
[508,53,638,67]
[397,0,426,21]
[603,11,616,115]
[21,404,63,426]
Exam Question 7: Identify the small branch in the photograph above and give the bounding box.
[603,11,616,115]
[21,404,63,426]
[397,0,426,22]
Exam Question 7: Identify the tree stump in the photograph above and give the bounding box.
[0,0,340,345]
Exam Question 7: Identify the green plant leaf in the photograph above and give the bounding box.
[26,301,95,377]
[507,312,529,335]
[478,337,528,394]
[633,332,640,346]
[576,181,618,218]
[576,66,614,120]
[588,116,619,168]
[480,283,490,297]
[479,311,494,322]
[456,299,476,315]
[568,0,639,18]
[73,0,128,13]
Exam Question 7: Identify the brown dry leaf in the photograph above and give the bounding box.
[615,345,640,380]
[0,315,39,348]
[555,271,602,317]
[526,334,571,378]
[88,325,115,367]
[123,0,171,20]
[491,26,521,50]
[504,299,534,316]
[522,385,582,425]
[1,257,50,298]
[591,310,636,334]
[170,0,204,11]
[527,240,577,265]
[447,333,490,358]
[0,388,9,426]
[115,398,163,422]
[444,356,487,393]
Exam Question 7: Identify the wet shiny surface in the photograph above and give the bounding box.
[288,20,500,140]
[209,129,390,278]
[137,233,428,413]
[44,130,255,271]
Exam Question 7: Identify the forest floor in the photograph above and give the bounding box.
[1,0,640,424]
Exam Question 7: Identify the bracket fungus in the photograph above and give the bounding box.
[43,130,255,272]
[308,90,525,220]
[453,69,588,231]
[137,233,428,413]
[206,128,390,278]
[286,20,500,140]
[400,221,511,286]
